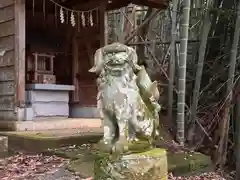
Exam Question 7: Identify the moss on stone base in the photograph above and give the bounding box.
[68,158,95,178]
[94,148,168,180]
[168,152,213,176]
[66,147,212,178]
[0,131,102,152]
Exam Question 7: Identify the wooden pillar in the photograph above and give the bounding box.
[14,0,26,110]
[99,4,108,46]
[72,32,79,102]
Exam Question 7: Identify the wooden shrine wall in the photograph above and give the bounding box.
[0,0,17,120]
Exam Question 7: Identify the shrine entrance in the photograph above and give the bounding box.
[24,0,104,120]
[0,0,168,130]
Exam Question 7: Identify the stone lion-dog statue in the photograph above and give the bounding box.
[89,42,161,154]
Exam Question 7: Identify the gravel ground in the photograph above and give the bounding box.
[168,172,230,180]
[28,168,81,180]
[0,153,79,180]
[0,152,231,180]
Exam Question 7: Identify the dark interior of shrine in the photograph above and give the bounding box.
[25,0,73,86]
[24,0,101,108]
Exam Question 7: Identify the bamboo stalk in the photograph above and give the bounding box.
[168,0,178,127]
[177,0,191,146]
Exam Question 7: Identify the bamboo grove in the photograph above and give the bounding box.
[107,0,240,173]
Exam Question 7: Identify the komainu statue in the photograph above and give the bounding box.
[89,42,161,154]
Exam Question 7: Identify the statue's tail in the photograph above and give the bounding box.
[150,81,160,101]
[89,48,103,74]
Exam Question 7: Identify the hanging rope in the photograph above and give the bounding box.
[37,0,99,27]
[48,0,99,13]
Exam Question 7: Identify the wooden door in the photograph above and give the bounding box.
[72,27,100,107]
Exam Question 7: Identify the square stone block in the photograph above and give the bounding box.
[94,148,168,180]
[0,136,8,157]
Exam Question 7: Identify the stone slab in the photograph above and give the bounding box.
[94,148,168,180]
[26,84,75,91]
[31,103,69,118]
[0,118,102,131]
[25,89,71,119]
[70,105,100,118]
[26,90,69,102]
[0,128,103,152]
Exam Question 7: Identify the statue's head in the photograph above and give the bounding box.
[89,43,142,75]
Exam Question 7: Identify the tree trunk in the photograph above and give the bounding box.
[236,79,240,179]
[125,9,161,44]
[113,11,118,42]
[137,8,153,65]
[116,8,126,43]
[217,0,240,169]
[177,0,191,146]
[168,0,178,127]
[124,5,137,42]
[187,0,213,144]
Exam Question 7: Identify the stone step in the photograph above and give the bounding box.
[0,128,103,152]
[0,118,102,131]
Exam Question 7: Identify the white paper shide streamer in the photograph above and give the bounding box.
[70,11,76,26]
[44,0,98,28]
[60,7,64,23]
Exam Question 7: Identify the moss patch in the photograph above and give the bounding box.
[136,148,166,157]
[93,148,168,180]
[67,148,167,179]
[168,152,213,176]
[0,131,102,152]
[67,155,96,178]
[66,147,212,178]
[45,144,98,160]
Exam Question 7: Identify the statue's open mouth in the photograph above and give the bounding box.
[106,61,125,66]
[106,62,127,74]
[105,59,127,74]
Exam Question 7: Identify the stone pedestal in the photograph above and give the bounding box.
[94,148,168,180]
[0,136,8,157]
[25,84,74,120]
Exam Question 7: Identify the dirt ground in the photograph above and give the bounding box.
[0,151,232,180]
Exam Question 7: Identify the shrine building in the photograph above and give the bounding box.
[0,0,168,130]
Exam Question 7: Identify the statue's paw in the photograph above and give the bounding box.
[97,140,113,153]
[112,141,129,154]
[127,137,139,143]
[134,138,139,142]
[127,137,133,142]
